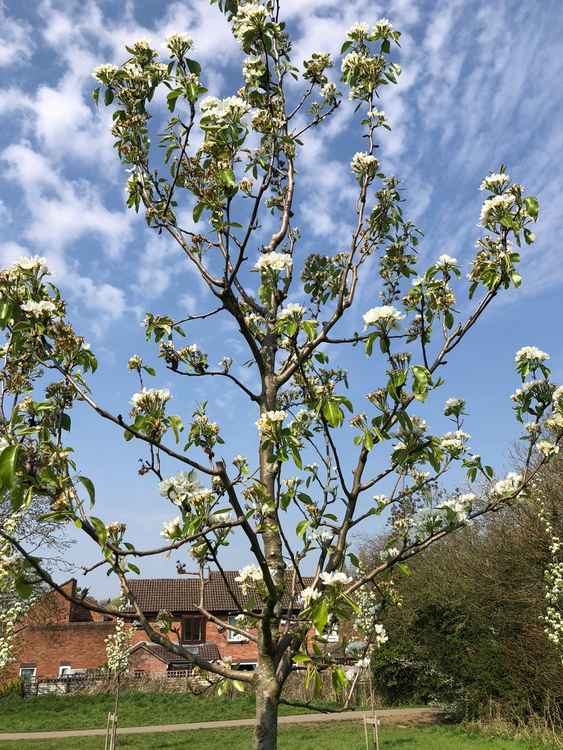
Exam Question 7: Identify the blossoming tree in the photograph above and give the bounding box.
[0,2,561,748]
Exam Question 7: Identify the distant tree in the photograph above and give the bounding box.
[0,2,559,748]
[360,461,563,718]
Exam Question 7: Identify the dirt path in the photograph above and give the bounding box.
[0,707,441,741]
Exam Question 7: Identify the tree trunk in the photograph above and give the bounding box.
[254,669,281,750]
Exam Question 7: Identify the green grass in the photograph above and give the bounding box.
[0,722,547,750]
[0,692,314,733]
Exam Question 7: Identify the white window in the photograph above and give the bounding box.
[227,614,248,642]
[59,665,72,677]
[19,666,36,681]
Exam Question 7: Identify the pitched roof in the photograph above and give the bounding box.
[130,641,221,664]
[127,570,313,614]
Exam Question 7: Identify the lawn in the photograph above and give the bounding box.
[0,692,314,732]
[0,722,548,750]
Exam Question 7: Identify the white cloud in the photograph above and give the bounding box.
[0,2,32,68]
[1,143,133,258]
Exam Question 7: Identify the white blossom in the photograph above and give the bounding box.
[299,586,321,607]
[130,387,171,413]
[435,254,458,269]
[515,346,550,365]
[351,152,379,177]
[347,22,370,40]
[166,33,193,53]
[320,570,352,586]
[373,622,388,646]
[479,193,515,226]
[235,564,264,593]
[444,397,465,416]
[92,64,119,82]
[254,252,293,273]
[552,386,563,405]
[492,472,522,498]
[161,516,182,539]
[20,300,56,316]
[480,172,509,192]
[256,410,286,433]
[362,305,405,328]
[201,95,250,120]
[379,546,400,560]
[373,18,393,35]
[278,303,305,319]
[536,440,559,457]
[233,2,268,41]
[11,255,48,273]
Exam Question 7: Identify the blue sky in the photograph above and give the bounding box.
[1,0,562,596]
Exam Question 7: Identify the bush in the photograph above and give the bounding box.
[0,677,24,699]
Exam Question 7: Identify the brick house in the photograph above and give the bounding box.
[6,570,313,680]
[6,579,116,682]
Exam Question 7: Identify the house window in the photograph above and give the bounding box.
[227,614,248,643]
[19,666,37,682]
[182,616,205,643]
[59,664,72,677]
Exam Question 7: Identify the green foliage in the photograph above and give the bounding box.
[0,677,23,700]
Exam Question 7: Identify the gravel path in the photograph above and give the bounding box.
[0,706,442,741]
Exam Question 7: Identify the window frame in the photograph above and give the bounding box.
[58,664,72,677]
[19,666,37,681]
[181,616,205,644]
[227,614,248,643]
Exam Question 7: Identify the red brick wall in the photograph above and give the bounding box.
[129,617,259,664]
[127,647,167,674]
[10,622,116,679]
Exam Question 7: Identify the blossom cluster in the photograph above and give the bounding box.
[480,172,510,192]
[363,305,405,329]
[443,397,466,417]
[130,387,171,415]
[161,515,183,539]
[320,570,352,587]
[492,472,522,498]
[350,152,379,179]
[235,564,264,594]
[105,614,134,674]
[254,252,293,273]
[256,410,286,434]
[200,95,251,121]
[479,193,515,227]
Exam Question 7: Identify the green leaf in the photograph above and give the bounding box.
[128,563,141,575]
[104,87,114,106]
[524,196,539,220]
[168,415,184,444]
[76,475,96,506]
[302,320,317,341]
[186,59,202,76]
[296,519,309,538]
[166,88,183,112]
[0,445,19,491]
[60,413,71,431]
[322,400,343,427]
[92,87,100,106]
[292,653,312,664]
[218,168,237,190]
[193,202,205,223]
[232,680,246,693]
[397,562,412,576]
[313,599,329,633]
[15,578,34,598]
[411,365,431,402]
